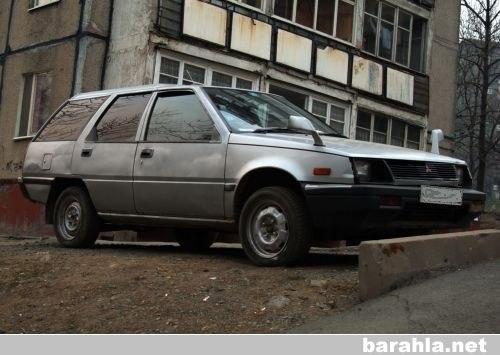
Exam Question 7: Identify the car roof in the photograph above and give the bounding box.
[69,84,259,101]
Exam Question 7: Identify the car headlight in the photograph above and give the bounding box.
[353,160,372,183]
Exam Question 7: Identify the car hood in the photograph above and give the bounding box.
[229,133,465,164]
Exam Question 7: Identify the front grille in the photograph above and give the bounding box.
[385,160,457,181]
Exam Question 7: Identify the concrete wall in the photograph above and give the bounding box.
[427,0,461,154]
[0,0,112,236]
[104,0,156,89]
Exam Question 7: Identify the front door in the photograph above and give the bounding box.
[133,90,226,219]
[73,93,152,214]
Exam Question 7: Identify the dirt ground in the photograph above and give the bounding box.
[0,237,359,334]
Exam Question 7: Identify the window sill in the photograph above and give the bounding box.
[13,135,34,142]
[28,0,61,12]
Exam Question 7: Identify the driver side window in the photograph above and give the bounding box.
[146,91,220,143]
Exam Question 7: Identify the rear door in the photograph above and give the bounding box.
[73,92,152,213]
[133,89,226,219]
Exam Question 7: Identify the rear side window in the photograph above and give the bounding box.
[88,93,152,142]
[35,96,108,142]
[146,92,219,142]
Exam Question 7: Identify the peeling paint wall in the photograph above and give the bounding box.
[230,13,272,60]
[387,68,414,106]
[316,47,349,85]
[352,56,383,95]
[276,30,312,73]
[183,0,227,46]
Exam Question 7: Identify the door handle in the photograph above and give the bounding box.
[140,148,154,159]
[81,148,93,158]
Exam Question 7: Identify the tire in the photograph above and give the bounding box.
[239,186,312,266]
[175,229,217,251]
[53,186,100,248]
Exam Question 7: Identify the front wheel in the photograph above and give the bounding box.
[239,186,312,266]
[54,186,100,248]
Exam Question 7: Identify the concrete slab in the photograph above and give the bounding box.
[292,259,500,333]
[359,229,500,300]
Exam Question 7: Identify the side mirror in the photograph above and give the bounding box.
[289,115,316,131]
[288,115,324,147]
[431,129,444,155]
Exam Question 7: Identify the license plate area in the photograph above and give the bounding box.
[420,185,463,206]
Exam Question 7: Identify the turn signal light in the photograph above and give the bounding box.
[380,196,401,207]
[313,167,332,176]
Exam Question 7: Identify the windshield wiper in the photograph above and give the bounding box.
[252,127,302,134]
[320,132,347,139]
[251,127,325,147]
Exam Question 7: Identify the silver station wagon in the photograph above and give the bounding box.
[19,85,485,266]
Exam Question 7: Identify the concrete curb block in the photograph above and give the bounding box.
[359,229,500,300]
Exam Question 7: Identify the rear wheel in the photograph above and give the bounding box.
[54,186,100,248]
[239,186,312,266]
[175,229,217,251]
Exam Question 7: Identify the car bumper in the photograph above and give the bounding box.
[303,183,485,236]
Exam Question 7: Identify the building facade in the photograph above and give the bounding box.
[0,0,460,236]
[0,0,112,235]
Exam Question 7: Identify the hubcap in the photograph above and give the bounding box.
[249,205,289,258]
[59,201,82,239]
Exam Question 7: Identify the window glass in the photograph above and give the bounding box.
[205,88,336,134]
[241,0,262,8]
[147,92,219,142]
[274,0,294,20]
[236,78,253,90]
[212,72,232,87]
[91,94,151,142]
[407,124,421,149]
[159,57,180,84]
[356,110,372,141]
[36,97,109,142]
[296,0,315,28]
[398,11,411,29]
[329,105,346,134]
[336,1,354,42]
[268,85,308,109]
[396,28,410,65]
[391,119,405,147]
[316,0,335,35]
[373,115,388,143]
[183,64,205,85]
[365,0,379,16]
[379,21,394,60]
[381,4,395,23]
[363,15,378,54]
[312,100,328,117]
[18,73,53,137]
[410,17,426,71]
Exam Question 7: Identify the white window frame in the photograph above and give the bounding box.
[154,53,258,90]
[266,81,351,136]
[362,0,426,71]
[355,109,423,149]
[229,0,267,12]
[29,0,60,11]
[309,98,350,136]
[272,0,357,45]
[14,73,48,140]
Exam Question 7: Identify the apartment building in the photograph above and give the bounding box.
[0,0,460,236]
[0,0,112,235]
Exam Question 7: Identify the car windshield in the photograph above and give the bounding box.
[204,88,342,136]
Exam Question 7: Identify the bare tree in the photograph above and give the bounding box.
[457,0,500,192]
